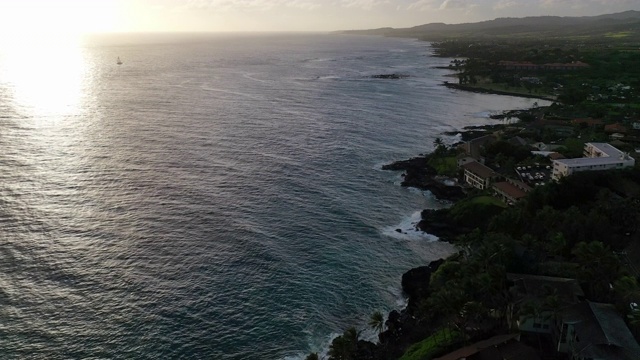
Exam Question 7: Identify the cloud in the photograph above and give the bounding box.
[539,0,636,10]
[337,0,389,10]
[439,0,473,10]
[406,0,478,11]
[493,0,518,10]
[174,0,321,12]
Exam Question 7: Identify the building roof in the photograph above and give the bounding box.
[605,123,628,133]
[554,156,627,167]
[476,340,540,360]
[562,301,640,360]
[507,273,584,306]
[572,118,603,126]
[548,152,565,160]
[509,179,532,192]
[588,142,626,157]
[462,161,497,179]
[434,334,520,360]
[554,143,632,167]
[493,182,528,200]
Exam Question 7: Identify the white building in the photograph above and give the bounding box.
[551,143,635,181]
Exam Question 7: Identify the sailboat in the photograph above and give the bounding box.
[117,57,123,65]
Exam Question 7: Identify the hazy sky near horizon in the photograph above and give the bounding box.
[0,0,638,34]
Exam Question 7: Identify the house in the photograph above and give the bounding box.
[548,152,566,160]
[507,273,584,334]
[554,301,640,360]
[571,118,603,127]
[610,132,625,140]
[604,123,628,134]
[551,143,635,181]
[532,142,563,152]
[462,161,499,190]
[498,61,589,71]
[434,333,540,360]
[543,61,590,70]
[498,61,539,70]
[492,180,532,204]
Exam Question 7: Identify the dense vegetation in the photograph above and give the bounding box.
[312,168,640,360]
[340,11,640,42]
[314,12,640,360]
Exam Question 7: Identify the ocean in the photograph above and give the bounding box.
[0,33,546,359]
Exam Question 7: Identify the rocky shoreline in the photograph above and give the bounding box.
[381,156,466,202]
[314,70,547,360]
[360,96,532,357]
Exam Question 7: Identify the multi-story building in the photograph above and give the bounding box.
[461,161,498,190]
[551,143,635,181]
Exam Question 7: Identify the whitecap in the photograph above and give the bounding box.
[382,211,439,242]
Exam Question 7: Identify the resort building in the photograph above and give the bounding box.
[551,143,635,181]
[461,161,498,190]
[461,135,496,162]
[492,179,532,204]
[498,60,590,71]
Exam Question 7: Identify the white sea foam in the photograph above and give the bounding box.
[389,284,409,308]
[283,331,340,360]
[382,211,439,242]
[242,72,269,83]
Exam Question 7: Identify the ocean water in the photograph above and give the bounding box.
[0,33,546,359]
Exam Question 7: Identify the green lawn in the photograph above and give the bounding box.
[467,82,556,99]
[605,31,632,38]
[469,195,507,208]
[428,156,458,177]
[399,328,461,360]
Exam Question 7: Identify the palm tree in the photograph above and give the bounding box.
[368,311,385,334]
[572,241,620,301]
[328,327,359,360]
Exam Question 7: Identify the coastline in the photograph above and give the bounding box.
[442,82,557,102]
[307,37,553,360]
[369,72,548,357]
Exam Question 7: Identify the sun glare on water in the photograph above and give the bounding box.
[0,1,117,119]
[0,40,88,119]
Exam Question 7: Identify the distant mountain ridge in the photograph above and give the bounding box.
[339,10,640,40]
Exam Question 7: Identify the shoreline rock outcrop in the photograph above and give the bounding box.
[382,156,466,202]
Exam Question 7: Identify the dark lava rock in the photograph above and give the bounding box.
[382,156,433,172]
[371,73,409,79]
[416,209,469,242]
[383,155,466,202]
[401,259,445,314]
[373,259,448,359]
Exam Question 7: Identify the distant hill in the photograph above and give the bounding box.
[339,11,640,40]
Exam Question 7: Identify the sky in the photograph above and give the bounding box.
[0,0,638,34]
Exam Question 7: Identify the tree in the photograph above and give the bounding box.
[433,137,447,157]
[572,241,620,301]
[305,353,319,360]
[368,311,384,334]
[613,276,640,312]
[328,327,359,360]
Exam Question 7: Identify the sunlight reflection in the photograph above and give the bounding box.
[0,36,88,121]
